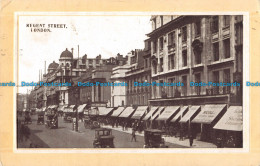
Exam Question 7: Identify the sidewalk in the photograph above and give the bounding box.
[103,125,217,148]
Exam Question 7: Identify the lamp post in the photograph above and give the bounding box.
[74,87,79,132]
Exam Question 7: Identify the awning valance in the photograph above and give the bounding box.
[171,106,189,122]
[142,107,159,121]
[179,106,200,123]
[192,104,227,124]
[131,106,148,120]
[98,107,114,116]
[151,107,165,121]
[119,107,135,118]
[111,107,125,117]
[156,106,180,121]
[213,106,242,131]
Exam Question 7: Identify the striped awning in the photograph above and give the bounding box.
[192,104,227,124]
[156,106,180,121]
[142,107,159,121]
[150,107,165,121]
[77,104,87,113]
[179,106,200,123]
[98,107,114,116]
[119,107,135,118]
[171,106,189,122]
[111,107,125,117]
[131,106,148,120]
[213,106,242,131]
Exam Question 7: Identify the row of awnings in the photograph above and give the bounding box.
[109,104,242,132]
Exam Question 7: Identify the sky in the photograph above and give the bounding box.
[18,15,152,94]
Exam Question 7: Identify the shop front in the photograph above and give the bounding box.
[191,104,227,142]
[213,106,243,148]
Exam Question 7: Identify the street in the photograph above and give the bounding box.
[18,115,186,148]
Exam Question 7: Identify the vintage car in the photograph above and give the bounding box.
[93,128,115,148]
[37,111,45,125]
[84,116,100,129]
[143,129,168,148]
[45,109,58,129]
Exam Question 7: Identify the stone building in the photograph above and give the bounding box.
[147,15,243,106]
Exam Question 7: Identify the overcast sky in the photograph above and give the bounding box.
[18,15,152,94]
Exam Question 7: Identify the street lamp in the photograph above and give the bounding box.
[74,87,79,132]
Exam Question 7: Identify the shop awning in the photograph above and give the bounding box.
[142,107,159,121]
[64,105,75,113]
[111,107,125,117]
[150,107,165,121]
[88,107,98,115]
[213,106,242,131]
[119,107,135,118]
[179,106,200,123]
[131,106,148,120]
[98,107,114,116]
[49,105,58,109]
[77,104,87,113]
[156,106,180,121]
[42,107,46,112]
[192,104,227,124]
[171,106,189,122]
[58,104,68,111]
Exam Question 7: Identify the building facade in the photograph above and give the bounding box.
[147,15,243,107]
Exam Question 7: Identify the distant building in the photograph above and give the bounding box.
[124,48,152,107]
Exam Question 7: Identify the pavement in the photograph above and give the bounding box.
[102,125,217,148]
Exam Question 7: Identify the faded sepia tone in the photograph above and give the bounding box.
[0,0,260,166]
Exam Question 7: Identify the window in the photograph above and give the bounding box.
[223,69,231,93]
[168,78,174,97]
[213,71,219,94]
[160,58,164,72]
[159,37,164,51]
[223,15,230,27]
[168,54,175,70]
[213,42,219,61]
[223,39,230,58]
[195,73,201,95]
[195,20,201,36]
[182,26,187,42]
[182,50,187,67]
[211,16,219,33]
[153,40,157,54]
[195,50,201,65]
[182,76,187,96]
[160,16,163,26]
[152,60,157,74]
[168,31,175,46]
[159,80,163,97]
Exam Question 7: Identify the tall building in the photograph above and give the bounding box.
[147,15,243,107]
[125,48,152,107]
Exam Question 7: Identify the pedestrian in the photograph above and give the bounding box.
[189,134,194,147]
[131,128,137,142]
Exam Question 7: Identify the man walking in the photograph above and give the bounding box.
[189,134,194,147]
[131,128,137,142]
